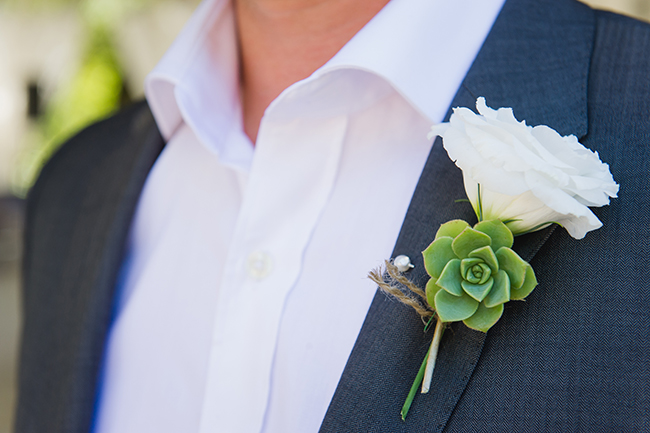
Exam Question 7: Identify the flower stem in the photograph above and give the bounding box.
[477,184,483,222]
[421,319,445,394]
[401,346,431,421]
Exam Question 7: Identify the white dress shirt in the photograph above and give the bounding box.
[93,0,504,432]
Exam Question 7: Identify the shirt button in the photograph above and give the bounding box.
[246,251,273,280]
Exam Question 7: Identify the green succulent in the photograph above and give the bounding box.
[422,219,537,332]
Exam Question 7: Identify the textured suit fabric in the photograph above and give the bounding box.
[15,0,650,431]
[16,104,164,433]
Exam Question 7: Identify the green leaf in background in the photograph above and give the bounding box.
[12,25,125,197]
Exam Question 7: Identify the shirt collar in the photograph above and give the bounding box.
[145,0,505,144]
[321,0,506,124]
[145,0,239,143]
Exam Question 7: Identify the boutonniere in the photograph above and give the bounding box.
[370,97,619,420]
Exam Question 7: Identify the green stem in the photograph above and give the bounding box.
[477,184,484,222]
[421,319,445,393]
[423,315,435,333]
[515,221,561,236]
[401,346,431,421]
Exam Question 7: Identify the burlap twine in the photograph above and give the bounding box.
[368,260,435,323]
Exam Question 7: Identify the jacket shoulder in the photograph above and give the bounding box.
[23,99,161,287]
[23,99,160,285]
[29,100,155,206]
[17,100,164,432]
[595,7,650,31]
[586,9,650,147]
[590,9,650,89]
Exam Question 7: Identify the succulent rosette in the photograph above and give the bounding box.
[423,219,536,332]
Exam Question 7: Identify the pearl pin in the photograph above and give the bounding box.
[394,255,415,272]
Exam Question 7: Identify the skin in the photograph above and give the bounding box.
[234,0,390,142]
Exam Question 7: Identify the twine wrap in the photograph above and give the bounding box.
[368,260,434,322]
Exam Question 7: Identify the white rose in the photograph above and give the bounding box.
[429,97,619,239]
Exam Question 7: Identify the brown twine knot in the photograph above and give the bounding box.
[368,259,434,323]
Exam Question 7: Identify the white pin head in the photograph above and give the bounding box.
[394,255,415,272]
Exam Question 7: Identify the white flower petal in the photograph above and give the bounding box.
[432,97,618,239]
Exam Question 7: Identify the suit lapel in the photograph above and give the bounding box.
[320,0,594,431]
[17,102,165,433]
[66,105,164,432]
[66,107,164,432]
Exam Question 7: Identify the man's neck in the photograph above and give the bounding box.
[234,0,390,142]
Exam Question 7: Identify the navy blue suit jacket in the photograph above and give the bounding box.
[16,0,650,431]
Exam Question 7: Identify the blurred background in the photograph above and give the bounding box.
[0,0,648,431]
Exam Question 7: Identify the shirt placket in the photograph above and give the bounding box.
[198,111,348,433]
